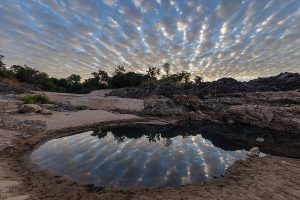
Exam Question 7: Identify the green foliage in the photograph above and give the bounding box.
[108,71,148,88]
[10,64,39,84]
[121,189,130,194]
[80,78,101,93]
[10,65,56,90]
[160,71,191,86]
[20,94,51,104]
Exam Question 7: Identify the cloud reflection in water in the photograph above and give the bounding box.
[31,127,248,188]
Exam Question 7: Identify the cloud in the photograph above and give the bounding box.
[0,0,299,80]
[103,0,116,7]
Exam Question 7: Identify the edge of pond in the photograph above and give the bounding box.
[10,117,298,199]
[20,119,228,188]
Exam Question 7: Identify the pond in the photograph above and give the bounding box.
[31,121,268,188]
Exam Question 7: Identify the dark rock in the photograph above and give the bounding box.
[85,184,105,192]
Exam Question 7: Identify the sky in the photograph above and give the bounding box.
[0,0,299,81]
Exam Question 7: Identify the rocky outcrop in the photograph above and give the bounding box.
[116,72,300,99]
[0,99,20,114]
[143,91,300,133]
[143,95,185,116]
[226,105,300,133]
[19,104,43,113]
[18,104,53,115]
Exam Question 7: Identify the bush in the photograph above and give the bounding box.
[108,72,149,88]
[20,94,51,104]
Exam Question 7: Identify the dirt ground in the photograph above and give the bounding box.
[0,93,299,199]
[10,110,142,131]
[35,91,145,112]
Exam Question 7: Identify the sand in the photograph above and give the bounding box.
[11,110,141,131]
[35,91,145,112]
[0,129,28,200]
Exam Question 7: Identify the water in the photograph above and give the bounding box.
[31,123,249,188]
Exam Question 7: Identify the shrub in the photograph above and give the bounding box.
[20,94,51,104]
[108,72,148,88]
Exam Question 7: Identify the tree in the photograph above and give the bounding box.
[108,71,147,88]
[35,72,49,84]
[0,53,7,77]
[10,64,39,83]
[66,74,81,86]
[179,71,191,84]
[63,74,81,92]
[91,69,110,89]
[114,65,126,74]
[0,53,5,69]
[98,69,110,84]
[34,72,54,90]
[194,76,203,85]
[146,67,160,79]
[162,63,171,77]
[160,71,191,86]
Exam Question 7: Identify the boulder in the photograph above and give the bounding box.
[40,109,52,115]
[226,105,300,133]
[247,147,260,157]
[19,104,43,113]
[143,96,185,116]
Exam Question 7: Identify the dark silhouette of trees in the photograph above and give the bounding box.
[0,54,5,69]
[114,65,126,74]
[108,66,148,88]
[34,72,54,90]
[92,69,109,86]
[147,67,160,79]
[162,63,171,77]
[160,71,191,85]
[65,74,81,92]
[180,71,191,84]
[66,74,81,86]
[0,51,205,93]
[194,76,203,85]
[0,53,9,77]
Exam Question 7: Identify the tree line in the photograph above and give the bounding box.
[0,52,203,93]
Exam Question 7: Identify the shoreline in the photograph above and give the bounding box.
[1,116,299,199]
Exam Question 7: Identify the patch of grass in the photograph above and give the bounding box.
[20,94,50,104]
[121,189,130,194]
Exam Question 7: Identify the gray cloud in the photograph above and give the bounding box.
[0,0,299,80]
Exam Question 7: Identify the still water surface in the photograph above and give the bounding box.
[31,124,249,188]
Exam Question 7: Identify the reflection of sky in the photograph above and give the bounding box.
[31,130,248,188]
[0,0,300,80]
